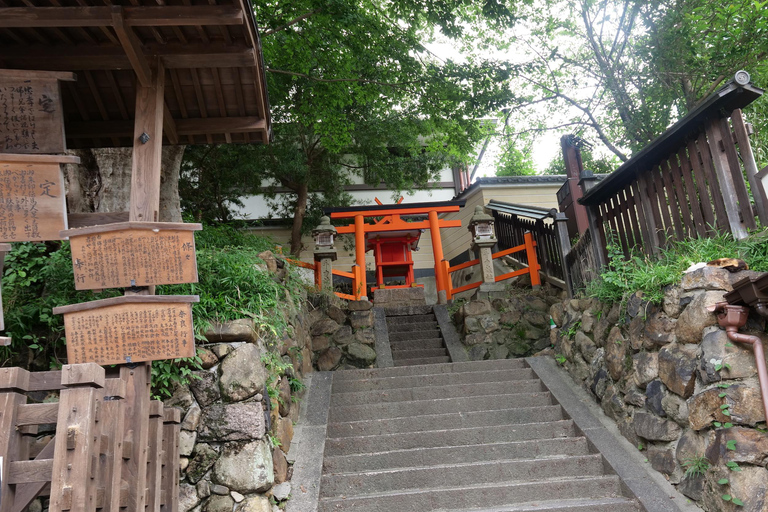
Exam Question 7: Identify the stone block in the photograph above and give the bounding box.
[604,327,627,381]
[213,440,274,493]
[326,305,347,325]
[463,300,492,317]
[647,443,679,479]
[316,347,342,371]
[311,317,339,336]
[198,347,219,369]
[311,335,330,352]
[645,380,666,417]
[198,403,266,442]
[203,319,257,343]
[658,344,699,398]
[633,352,658,388]
[331,325,354,345]
[703,465,768,512]
[345,343,376,365]
[699,327,762,384]
[634,411,682,441]
[705,427,768,467]
[186,443,219,484]
[675,290,725,344]
[688,382,767,430]
[348,299,373,311]
[190,370,220,408]
[681,267,763,292]
[349,310,375,329]
[219,344,267,402]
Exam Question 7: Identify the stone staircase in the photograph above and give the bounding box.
[386,310,451,366]
[312,359,643,512]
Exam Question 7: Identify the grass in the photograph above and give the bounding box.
[586,228,768,306]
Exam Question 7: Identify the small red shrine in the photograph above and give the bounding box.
[323,198,465,301]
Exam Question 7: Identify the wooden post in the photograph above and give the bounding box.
[98,378,127,512]
[428,210,447,304]
[524,232,541,289]
[49,363,105,512]
[561,135,589,235]
[146,400,164,512]
[732,109,768,226]
[160,408,181,512]
[0,243,11,345]
[585,205,608,271]
[353,215,367,300]
[553,212,574,298]
[0,368,30,512]
[705,118,749,239]
[442,260,452,300]
[122,56,166,512]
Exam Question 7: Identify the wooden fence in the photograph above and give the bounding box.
[486,201,571,292]
[565,229,599,292]
[579,81,767,268]
[0,363,180,512]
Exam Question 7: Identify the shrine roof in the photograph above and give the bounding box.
[323,200,466,217]
[0,0,271,148]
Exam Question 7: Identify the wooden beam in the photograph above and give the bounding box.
[0,5,243,28]
[66,116,267,139]
[112,6,152,87]
[0,69,74,81]
[163,103,179,145]
[0,44,256,70]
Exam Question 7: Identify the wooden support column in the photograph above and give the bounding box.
[98,378,127,512]
[146,400,164,512]
[524,232,541,289]
[354,215,367,300]
[121,56,165,512]
[553,212,574,298]
[732,109,768,226]
[160,408,181,512]
[0,368,30,512]
[49,363,105,512]
[705,118,749,239]
[428,210,447,304]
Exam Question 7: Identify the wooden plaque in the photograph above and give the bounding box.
[62,222,203,290]
[0,70,74,154]
[53,295,199,366]
[0,156,69,242]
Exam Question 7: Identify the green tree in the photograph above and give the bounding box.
[182,0,518,255]
[541,148,620,175]
[495,142,536,176]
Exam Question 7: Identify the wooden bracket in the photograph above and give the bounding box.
[111,6,153,87]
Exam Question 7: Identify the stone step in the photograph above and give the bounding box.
[322,436,590,474]
[388,338,444,351]
[383,306,434,316]
[323,419,576,456]
[320,454,606,497]
[386,320,439,332]
[317,475,626,512]
[331,368,537,394]
[331,358,528,381]
[389,329,442,342]
[384,313,435,324]
[391,348,449,360]
[394,356,451,366]
[328,392,554,423]
[326,405,564,438]
[437,497,641,512]
[330,379,545,406]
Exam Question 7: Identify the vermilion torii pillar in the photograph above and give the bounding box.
[325,200,465,303]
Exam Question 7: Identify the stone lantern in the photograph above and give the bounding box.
[312,216,337,291]
[468,205,501,292]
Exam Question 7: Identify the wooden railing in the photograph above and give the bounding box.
[0,363,180,512]
[444,232,541,298]
[565,229,599,292]
[579,82,767,267]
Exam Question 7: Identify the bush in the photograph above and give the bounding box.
[1,225,301,397]
[586,229,768,306]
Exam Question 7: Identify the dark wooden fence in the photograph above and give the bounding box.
[565,229,598,292]
[578,80,767,270]
[487,201,569,290]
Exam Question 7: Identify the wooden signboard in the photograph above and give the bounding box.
[62,222,203,290]
[0,70,75,154]
[53,295,199,366]
[0,154,75,242]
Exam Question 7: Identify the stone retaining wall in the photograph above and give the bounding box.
[550,267,768,512]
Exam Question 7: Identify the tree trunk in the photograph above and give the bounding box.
[289,183,308,256]
[64,146,185,223]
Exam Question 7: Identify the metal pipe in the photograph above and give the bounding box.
[710,302,768,423]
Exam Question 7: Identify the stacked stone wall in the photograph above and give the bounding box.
[551,267,768,511]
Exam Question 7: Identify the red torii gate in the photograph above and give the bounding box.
[324,199,465,302]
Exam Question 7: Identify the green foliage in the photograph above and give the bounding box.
[541,150,620,176]
[1,227,303,400]
[495,142,535,176]
[555,354,567,365]
[586,229,768,306]
[726,461,743,472]
[681,456,710,478]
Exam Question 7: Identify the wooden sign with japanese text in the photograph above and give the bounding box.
[0,155,72,242]
[0,70,75,154]
[53,295,199,366]
[62,222,203,290]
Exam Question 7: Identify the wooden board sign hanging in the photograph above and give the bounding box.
[61,222,203,290]
[0,154,76,242]
[53,295,199,366]
[0,70,75,154]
